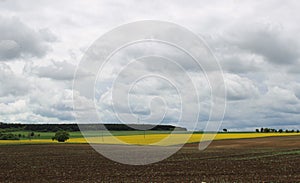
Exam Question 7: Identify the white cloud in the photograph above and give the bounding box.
[0,100,26,115]
[225,74,259,101]
[0,63,30,97]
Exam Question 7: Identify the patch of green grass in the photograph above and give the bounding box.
[9,131,89,139]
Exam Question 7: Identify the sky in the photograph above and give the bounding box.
[0,0,300,131]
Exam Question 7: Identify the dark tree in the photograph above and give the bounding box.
[260,128,264,133]
[278,129,283,133]
[223,129,228,132]
[256,129,260,133]
[52,131,70,142]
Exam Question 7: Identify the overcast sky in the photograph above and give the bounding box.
[0,0,300,131]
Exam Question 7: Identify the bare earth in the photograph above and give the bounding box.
[1,136,300,182]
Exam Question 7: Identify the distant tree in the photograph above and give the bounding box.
[223,129,228,132]
[264,128,270,133]
[52,131,69,142]
[291,129,295,133]
[260,128,264,133]
[256,129,260,133]
[297,130,299,133]
[30,132,35,137]
[278,129,283,133]
[285,129,289,133]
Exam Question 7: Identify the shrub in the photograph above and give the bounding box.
[0,133,19,140]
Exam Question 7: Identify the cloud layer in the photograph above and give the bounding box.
[0,0,300,131]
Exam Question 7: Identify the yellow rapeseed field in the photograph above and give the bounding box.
[0,139,57,145]
[1,133,300,146]
[81,133,300,146]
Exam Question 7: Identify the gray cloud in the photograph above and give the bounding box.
[235,29,299,65]
[0,16,56,61]
[24,60,92,81]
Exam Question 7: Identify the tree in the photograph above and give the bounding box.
[256,129,260,133]
[223,129,228,132]
[260,128,264,133]
[278,129,283,133]
[52,131,70,142]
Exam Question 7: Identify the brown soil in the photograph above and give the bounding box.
[1,136,300,182]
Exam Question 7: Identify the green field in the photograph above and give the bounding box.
[8,130,177,140]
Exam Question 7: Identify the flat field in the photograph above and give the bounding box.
[1,131,300,146]
[1,136,300,182]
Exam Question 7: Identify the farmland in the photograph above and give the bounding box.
[1,135,300,182]
[2,129,300,182]
[1,131,300,146]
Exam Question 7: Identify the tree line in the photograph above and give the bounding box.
[0,122,187,132]
[256,128,300,133]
